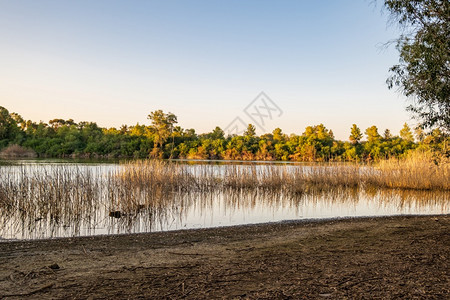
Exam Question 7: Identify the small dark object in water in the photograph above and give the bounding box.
[34,217,43,222]
[109,211,122,218]
[50,214,60,223]
[49,263,60,270]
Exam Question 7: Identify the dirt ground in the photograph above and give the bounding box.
[0,215,448,299]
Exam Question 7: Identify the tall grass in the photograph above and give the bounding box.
[0,166,99,220]
[0,165,101,238]
[106,152,448,213]
[0,151,448,235]
[366,151,449,190]
[0,157,448,239]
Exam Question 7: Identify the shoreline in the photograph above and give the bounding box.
[1,213,448,244]
[1,214,448,298]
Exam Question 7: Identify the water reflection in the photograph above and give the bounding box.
[0,162,448,240]
[1,186,448,240]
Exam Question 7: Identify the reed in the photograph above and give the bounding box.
[368,151,449,190]
[0,165,102,239]
[0,158,448,239]
[119,152,449,191]
[105,152,449,213]
[0,150,448,236]
[106,160,218,215]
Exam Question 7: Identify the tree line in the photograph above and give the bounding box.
[1,106,448,161]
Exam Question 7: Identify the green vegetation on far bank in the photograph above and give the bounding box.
[0,106,448,161]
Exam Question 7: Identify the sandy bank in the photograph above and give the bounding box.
[0,215,448,299]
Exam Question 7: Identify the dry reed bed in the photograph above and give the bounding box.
[105,154,449,213]
[0,166,100,225]
[0,152,448,225]
[2,179,446,239]
[0,160,448,239]
[369,151,450,190]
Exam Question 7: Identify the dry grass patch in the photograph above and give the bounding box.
[0,144,36,158]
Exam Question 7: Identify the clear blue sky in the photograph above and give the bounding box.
[0,0,411,140]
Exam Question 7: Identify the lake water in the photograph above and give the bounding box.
[0,160,448,240]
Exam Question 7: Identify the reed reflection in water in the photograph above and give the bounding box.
[0,162,448,240]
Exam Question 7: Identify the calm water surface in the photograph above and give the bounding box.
[0,160,448,240]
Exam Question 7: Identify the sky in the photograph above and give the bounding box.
[0,0,413,140]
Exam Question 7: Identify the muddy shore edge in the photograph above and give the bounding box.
[1,215,449,299]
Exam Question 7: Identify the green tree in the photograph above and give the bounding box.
[383,129,392,140]
[147,110,178,152]
[10,113,25,130]
[183,128,197,140]
[209,126,225,140]
[272,128,285,142]
[328,130,335,140]
[0,106,20,147]
[244,124,256,137]
[385,0,450,131]
[365,126,381,143]
[399,123,414,142]
[414,126,425,142]
[349,124,362,144]
[49,119,67,129]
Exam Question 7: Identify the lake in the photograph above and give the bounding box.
[0,159,448,240]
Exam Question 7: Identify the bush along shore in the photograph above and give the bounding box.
[0,106,448,161]
[0,144,37,158]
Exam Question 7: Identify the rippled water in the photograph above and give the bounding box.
[0,160,448,240]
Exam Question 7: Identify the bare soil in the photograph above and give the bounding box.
[0,215,448,299]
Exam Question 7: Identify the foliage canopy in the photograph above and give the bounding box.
[384,0,450,131]
[0,107,448,162]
